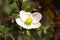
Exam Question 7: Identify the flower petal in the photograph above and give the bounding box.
[21,25,33,29]
[27,12,32,16]
[19,10,28,22]
[32,12,42,23]
[32,22,41,28]
[16,18,24,26]
[22,22,41,29]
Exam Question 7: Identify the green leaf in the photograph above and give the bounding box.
[11,28,19,40]
[22,0,35,11]
[10,1,19,16]
[0,25,10,34]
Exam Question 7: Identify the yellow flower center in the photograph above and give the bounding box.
[25,17,33,25]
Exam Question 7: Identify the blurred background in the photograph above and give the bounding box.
[0,0,60,40]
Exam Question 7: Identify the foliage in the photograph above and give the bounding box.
[0,0,59,40]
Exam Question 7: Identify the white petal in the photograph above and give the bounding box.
[16,18,24,26]
[32,12,42,23]
[19,10,28,22]
[27,12,32,16]
[32,22,41,29]
[22,25,33,29]
[22,22,41,29]
[21,24,34,29]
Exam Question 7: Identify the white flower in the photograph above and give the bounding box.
[16,10,42,29]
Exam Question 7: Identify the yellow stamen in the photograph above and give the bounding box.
[25,17,33,25]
